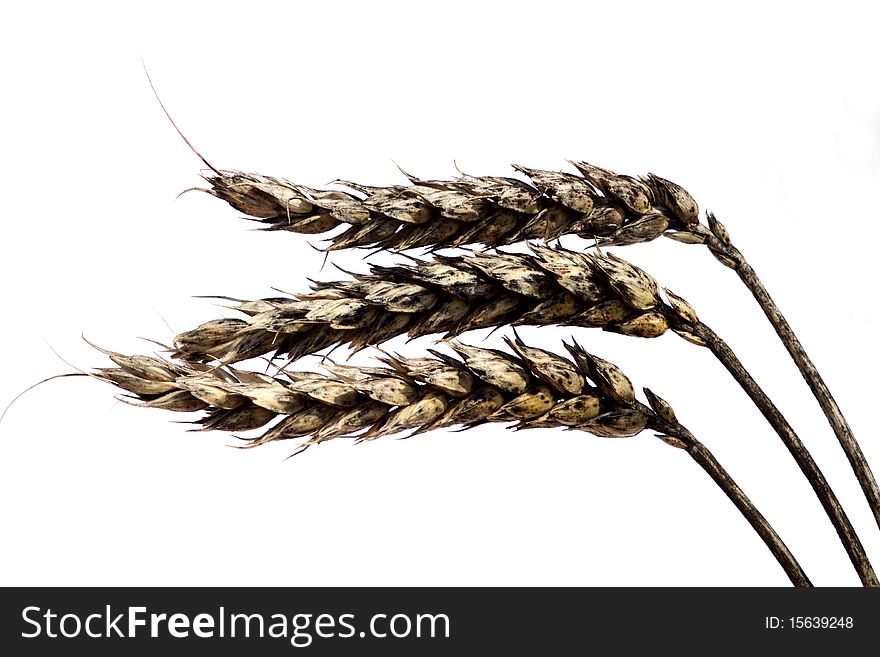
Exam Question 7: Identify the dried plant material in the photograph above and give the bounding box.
[196,160,702,250]
[337,180,432,224]
[454,294,522,333]
[363,391,449,440]
[569,161,654,215]
[490,386,556,421]
[87,339,183,383]
[223,379,306,414]
[380,352,473,397]
[323,364,419,407]
[656,434,689,450]
[407,296,471,338]
[431,387,507,429]
[141,200,878,586]
[583,408,649,438]
[55,95,869,586]
[446,343,530,395]
[689,322,878,587]
[198,405,279,433]
[465,253,556,299]
[672,327,708,347]
[95,369,178,396]
[121,389,208,412]
[85,334,810,587]
[313,401,390,442]
[249,406,342,446]
[664,230,705,245]
[643,388,677,424]
[391,259,495,299]
[170,245,674,366]
[454,172,543,214]
[528,243,605,301]
[663,288,699,324]
[644,173,699,226]
[586,252,661,311]
[569,300,632,327]
[363,282,438,313]
[89,337,660,444]
[512,164,595,215]
[504,335,585,395]
[285,378,360,408]
[201,172,314,218]
[611,312,669,338]
[563,343,635,406]
[709,247,739,270]
[527,394,601,428]
[177,378,247,409]
[93,338,672,444]
[516,291,581,326]
[605,211,670,246]
[707,212,731,245]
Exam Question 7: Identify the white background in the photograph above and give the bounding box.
[1,1,879,587]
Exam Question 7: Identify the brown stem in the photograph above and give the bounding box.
[690,322,877,586]
[735,253,880,533]
[699,227,880,534]
[652,419,811,587]
[687,440,811,586]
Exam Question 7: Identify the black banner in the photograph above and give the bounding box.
[1,587,876,654]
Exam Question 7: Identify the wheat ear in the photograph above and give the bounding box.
[167,244,876,585]
[194,162,690,250]
[195,160,879,537]
[170,244,696,365]
[89,335,810,586]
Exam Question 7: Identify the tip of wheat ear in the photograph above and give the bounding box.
[195,161,700,251]
[89,336,678,454]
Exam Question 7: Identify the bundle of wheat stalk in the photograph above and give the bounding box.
[88,334,809,586]
[195,154,879,543]
[161,242,875,585]
[10,84,872,584]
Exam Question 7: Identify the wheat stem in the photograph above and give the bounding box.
[739,261,877,519]
[649,415,811,587]
[691,322,877,587]
[695,227,880,536]
[687,439,811,587]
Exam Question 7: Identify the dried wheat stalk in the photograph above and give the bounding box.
[195,157,879,538]
[171,245,679,365]
[89,335,810,586]
[692,216,880,535]
[195,162,689,251]
[167,244,876,585]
